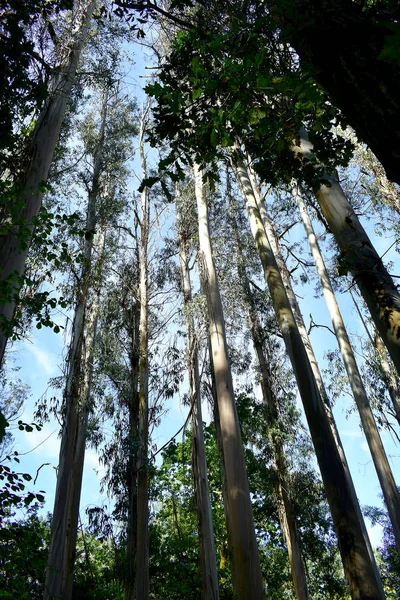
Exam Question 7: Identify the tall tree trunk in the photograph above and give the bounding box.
[44,222,106,600]
[228,191,309,600]
[176,198,220,600]
[295,182,400,555]
[124,298,140,600]
[44,88,107,600]
[351,289,400,427]
[0,0,97,366]
[135,107,150,600]
[194,163,265,600]
[231,148,384,600]
[295,129,400,377]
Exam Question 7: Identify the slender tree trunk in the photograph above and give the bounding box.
[0,0,97,366]
[295,182,400,555]
[295,129,400,377]
[231,148,384,600]
[194,163,265,600]
[44,88,108,600]
[124,299,140,600]
[228,193,309,600]
[210,343,235,592]
[352,289,400,426]
[44,222,106,600]
[374,332,400,427]
[135,108,150,600]
[176,198,220,600]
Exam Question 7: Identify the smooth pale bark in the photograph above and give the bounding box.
[44,223,106,600]
[194,163,265,600]
[0,0,97,366]
[229,201,309,600]
[176,200,219,600]
[295,182,400,555]
[374,332,400,427]
[295,129,400,377]
[232,150,384,600]
[210,352,235,588]
[135,110,150,600]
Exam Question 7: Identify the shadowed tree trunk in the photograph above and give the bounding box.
[232,146,384,600]
[272,0,400,184]
[0,0,97,366]
[44,220,106,600]
[295,182,400,556]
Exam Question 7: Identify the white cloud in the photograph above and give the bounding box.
[361,441,369,453]
[367,524,383,549]
[84,449,101,472]
[341,430,363,438]
[28,345,58,376]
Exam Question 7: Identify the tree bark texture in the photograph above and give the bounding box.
[229,198,309,600]
[176,198,220,600]
[0,0,97,366]
[232,148,384,600]
[274,0,400,184]
[296,129,400,378]
[194,163,265,600]
[295,182,400,556]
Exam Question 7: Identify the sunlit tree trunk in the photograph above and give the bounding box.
[176,196,220,600]
[295,182,400,555]
[232,147,384,600]
[228,189,309,600]
[135,107,150,600]
[295,129,400,377]
[194,163,265,600]
[0,0,97,366]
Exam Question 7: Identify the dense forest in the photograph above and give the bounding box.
[0,1,400,598]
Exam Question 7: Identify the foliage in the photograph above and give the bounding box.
[0,502,49,600]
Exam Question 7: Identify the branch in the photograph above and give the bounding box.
[307,314,335,337]
[114,0,194,30]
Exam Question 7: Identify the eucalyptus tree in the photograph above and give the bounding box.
[226,181,309,600]
[143,3,400,377]
[0,0,98,366]
[176,185,219,600]
[194,164,265,598]
[230,148,383,598]
[294,182,400,554]
[117,0,400,185]
[44,80,137,600]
